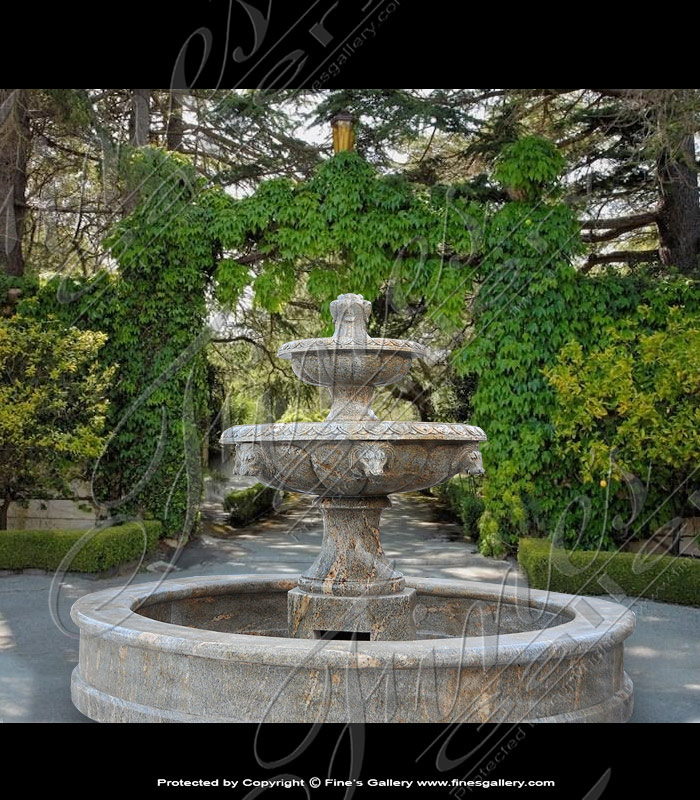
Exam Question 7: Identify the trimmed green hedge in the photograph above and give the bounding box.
[518,537,700,606]
[223,483,279,527]
[431,477,485,538]
[0,521,162,572]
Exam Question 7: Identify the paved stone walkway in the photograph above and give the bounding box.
[0,494,698,722]
[183,493,523,585]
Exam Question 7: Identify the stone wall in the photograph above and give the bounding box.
[625,517,700,559]
[7,499,97,530]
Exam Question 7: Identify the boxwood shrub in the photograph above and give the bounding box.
[518,537,700,606]
[223,483,280,527]
[0,521,162,572]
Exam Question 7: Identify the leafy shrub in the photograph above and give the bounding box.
[276,407,328,423]
[0,315,113,528]
[492,136,565,200]
[545,306,700,549]
[518,537,700,606]
[459,493,485,535]
[477,509,507,559]
[432,476,487,542]
[454,135,700,553]
[0,521,162,572]
[223,483,280,527]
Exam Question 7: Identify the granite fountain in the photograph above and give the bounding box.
[71,293,635,723]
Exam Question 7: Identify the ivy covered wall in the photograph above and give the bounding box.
[26,150,220,537]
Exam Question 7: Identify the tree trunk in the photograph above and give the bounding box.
[124,90,151,215]
[0,89,29,277]
[656,133,700,276]
[391,379,434,422]
[0,495,11,530]
[129,89,151,147]
[652,90,700,276]
[166,90,185,152]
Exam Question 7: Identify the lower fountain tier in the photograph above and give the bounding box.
[71,575,636,723]
[224,421,486,496]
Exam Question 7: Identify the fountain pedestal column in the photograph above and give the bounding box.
[288,496,417,640]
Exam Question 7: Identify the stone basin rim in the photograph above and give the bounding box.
[221,421,487,443]
[277,337,428,359]
[70,575,636,669]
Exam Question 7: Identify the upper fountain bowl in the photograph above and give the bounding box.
[279,336,425,389]
[278,294,426,420]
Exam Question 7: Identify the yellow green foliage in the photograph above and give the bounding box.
[0,316,113,519]
[545,306,700,547]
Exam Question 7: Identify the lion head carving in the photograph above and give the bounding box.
[233,444,265,478]
[458,446,484,476]
[349,444,392,477]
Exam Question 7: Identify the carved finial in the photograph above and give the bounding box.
[330,293,371,344]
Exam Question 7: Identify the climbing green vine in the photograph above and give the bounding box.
[213,151,482,332]
[23,139,700,556]
[453,139,700,554]
[26,149,224,536]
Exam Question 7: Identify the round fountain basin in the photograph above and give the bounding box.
[71,575,634,723]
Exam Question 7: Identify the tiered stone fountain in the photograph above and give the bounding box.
[235,293,487,642]
[71,294,635,723]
